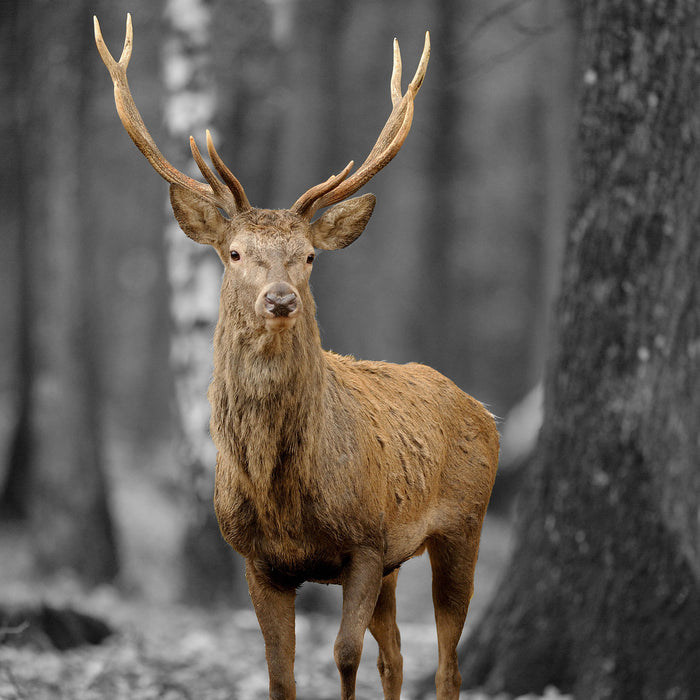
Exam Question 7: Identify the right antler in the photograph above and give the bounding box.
[94,13,250,216]
[291,31,431,220]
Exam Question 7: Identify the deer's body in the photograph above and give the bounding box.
[96,19,499,699]
[211,322,498,583]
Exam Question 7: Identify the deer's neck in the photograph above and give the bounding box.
[209,302,326,489]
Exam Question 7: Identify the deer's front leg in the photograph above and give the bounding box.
[335,549,384,700]
[245,559,297,700]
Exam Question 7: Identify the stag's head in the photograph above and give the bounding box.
[94,14,429,335]
[172,195,376,333]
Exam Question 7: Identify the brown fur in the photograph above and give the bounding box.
[174,196,499,699]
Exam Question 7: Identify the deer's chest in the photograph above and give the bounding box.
[213,467,345,572]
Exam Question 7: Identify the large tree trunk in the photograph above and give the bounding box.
[1,1,118,584]
[460,2,700,697]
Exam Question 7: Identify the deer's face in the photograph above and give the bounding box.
[169,187,376,334]
[223,210,316,333]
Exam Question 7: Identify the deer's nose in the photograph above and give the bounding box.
[264,285,298,317]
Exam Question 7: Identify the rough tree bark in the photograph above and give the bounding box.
[459,2,700,698]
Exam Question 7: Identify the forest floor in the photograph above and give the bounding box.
[0,592,491,700]
[0,514,569,700]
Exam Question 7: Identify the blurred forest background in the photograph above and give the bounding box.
[0,0,573,603]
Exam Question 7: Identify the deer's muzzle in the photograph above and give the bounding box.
[256,282,301,331]
[265,289,297,317]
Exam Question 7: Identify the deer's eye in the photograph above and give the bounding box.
[230,250,241,262]
[306,253,315,264]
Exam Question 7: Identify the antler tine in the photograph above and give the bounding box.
[293,31,430,220]
[390,38,402,107]
[189,135,234,206]
[205,130,251,211]
[408,30,431,95]
[291,161,354,217]
[94,14,244,216]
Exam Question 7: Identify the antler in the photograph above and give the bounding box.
[94,13,250,215]
[291,31,430,220]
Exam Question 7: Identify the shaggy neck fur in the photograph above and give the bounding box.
[209,284,326,513]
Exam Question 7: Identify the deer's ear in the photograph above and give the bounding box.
[309,193,376,250]
[169,184,227,246]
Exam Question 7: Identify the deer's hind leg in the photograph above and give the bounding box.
[368,568,403,699]
[427,529,481,700]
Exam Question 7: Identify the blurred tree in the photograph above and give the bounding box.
[161,0,241,604]
[458,2,700,697]
[408,0,459,362]
[213,0,298,209]
[0,0,24,513]
[410,0,469,368]
[0,1,118,583]
[86,0,173,460]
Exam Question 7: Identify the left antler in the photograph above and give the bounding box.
[94,13,250,216]
[291,31,430,220]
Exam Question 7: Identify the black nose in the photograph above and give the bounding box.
[264,287,298,317]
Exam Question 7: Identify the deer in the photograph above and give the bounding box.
[95,14,499,700]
